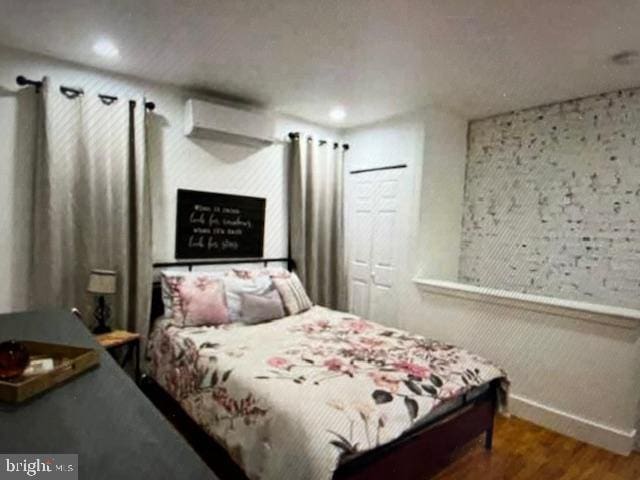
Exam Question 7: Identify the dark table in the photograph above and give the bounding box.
[0,309,218,480]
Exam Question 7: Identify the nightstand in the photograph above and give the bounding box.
[94,330,140,383]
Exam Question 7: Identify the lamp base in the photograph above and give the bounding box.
[92,324,112,335]
[92,295,112,335]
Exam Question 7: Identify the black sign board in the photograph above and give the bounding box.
[175,189,266,259]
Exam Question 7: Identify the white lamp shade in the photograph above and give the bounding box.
[87,269,117,294]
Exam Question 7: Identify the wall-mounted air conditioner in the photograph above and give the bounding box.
[184,99,275,147]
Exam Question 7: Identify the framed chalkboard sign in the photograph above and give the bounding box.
[175,189,266,259]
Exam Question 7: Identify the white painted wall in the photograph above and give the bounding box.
[0,45,338,313]
[418,109,468,280]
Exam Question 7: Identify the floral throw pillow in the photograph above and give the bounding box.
[161,271,227,326]
[177,277,229,327]
[161,272,187,319]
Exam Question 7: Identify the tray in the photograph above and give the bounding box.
[0,341,100,403]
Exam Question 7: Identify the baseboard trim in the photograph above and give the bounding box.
[509,394,636,456]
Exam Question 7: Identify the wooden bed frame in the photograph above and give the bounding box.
[144,258,499,480]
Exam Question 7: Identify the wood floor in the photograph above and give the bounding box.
[433,416,640,480]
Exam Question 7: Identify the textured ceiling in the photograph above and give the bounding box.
[1,0,639,127]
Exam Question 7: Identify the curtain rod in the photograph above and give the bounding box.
[16,75,156,111]
[288,131,349,150]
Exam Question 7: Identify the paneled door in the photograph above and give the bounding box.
[346,166,407,324]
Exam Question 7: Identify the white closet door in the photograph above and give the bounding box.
[347,174,375,318]
[346,167,406,324]
[368,168,403,324]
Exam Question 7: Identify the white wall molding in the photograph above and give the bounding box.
[509,393,637,456]
[413,278,640,330]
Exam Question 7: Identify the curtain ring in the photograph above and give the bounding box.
[60,86,84,99]
[99,94,118,106]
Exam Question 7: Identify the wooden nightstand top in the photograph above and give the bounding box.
[95,330,140,348]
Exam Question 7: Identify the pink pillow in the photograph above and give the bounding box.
[177,277,229,327]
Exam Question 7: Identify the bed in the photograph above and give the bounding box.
[142,259,508,480]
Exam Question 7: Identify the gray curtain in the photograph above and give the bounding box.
[290,136,346,310]
[30,78,152,338]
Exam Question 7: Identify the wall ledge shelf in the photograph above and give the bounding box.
[413,278,640,330]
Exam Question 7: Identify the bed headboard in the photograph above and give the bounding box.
[150,257,295,325]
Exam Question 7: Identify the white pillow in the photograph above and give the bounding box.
[223,273,281,323]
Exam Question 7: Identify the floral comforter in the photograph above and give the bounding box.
[149,306,508,480]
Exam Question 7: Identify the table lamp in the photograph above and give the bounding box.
[87,269,117,334]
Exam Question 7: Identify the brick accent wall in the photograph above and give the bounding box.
[459,88,640,309]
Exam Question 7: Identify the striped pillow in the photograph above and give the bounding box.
[272,272,313,315]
